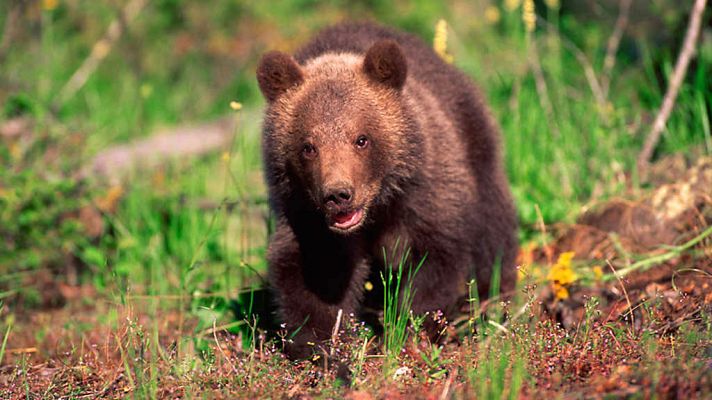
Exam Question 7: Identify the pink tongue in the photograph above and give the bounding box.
[334,211,356,224]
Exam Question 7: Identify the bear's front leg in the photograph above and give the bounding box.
[268,224,369,359]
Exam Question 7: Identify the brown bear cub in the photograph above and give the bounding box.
[256,22,518,359]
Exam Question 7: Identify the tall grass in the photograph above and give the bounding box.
[469,336,528,400]
[380,241,425,374]
[465,257,527,399]
[0,303,10,367]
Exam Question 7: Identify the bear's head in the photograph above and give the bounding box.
[257,40,421,234]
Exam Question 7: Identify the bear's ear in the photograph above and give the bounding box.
[257,51,304,102]
[363,40,407,90]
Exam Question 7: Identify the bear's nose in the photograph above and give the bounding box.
[323,185,353,207]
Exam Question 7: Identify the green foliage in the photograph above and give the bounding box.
[3,0,710,235]
[116,316,161,398]
[0,167,87,270]
[102,184,222,294]
[380,241,425,375]
[464,257,528,398]
[0,133,92,306]
[3,94,37,118]
[0,303,10,367]
[419,344,451,381]
[469,337,527,400]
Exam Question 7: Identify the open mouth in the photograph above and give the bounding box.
[331,208,365,231]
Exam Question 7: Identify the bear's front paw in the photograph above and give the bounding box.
[284,342,314,360]
[283,334,324,360]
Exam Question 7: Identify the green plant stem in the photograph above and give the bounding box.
[604,225,712,281]
[0,322,11,366]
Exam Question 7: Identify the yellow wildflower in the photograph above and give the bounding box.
[548,252,576,284]
[9,143,21,161]
[484,6,501,24]
[522,0,536,33]
[221,151,231,163]
[592,265,603,281]
[92,40,111,59]
[543,0,560,9]
[548,252,577,300]
[151,170,165,188]
[598,101,615,118]
[42,0,59,11]
[364,281,374,291]
[504,0,521,12]
[517,264,528,281]
[433,19,454,64]
[140,83,153,99]
[96,185,124,213]
[229,101,242,111]
[553,285,569,299]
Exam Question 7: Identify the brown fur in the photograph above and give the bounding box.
[257,22,518,359]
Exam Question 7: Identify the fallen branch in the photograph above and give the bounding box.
[637,0,707,178]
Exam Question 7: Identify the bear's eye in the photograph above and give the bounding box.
[302,143,317,158]
[355,135,369,149]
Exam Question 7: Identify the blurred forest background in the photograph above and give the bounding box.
[0,0,711,397]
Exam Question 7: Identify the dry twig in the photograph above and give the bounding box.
[528,38,560,139]
[213,319,240,374]
[439,367,457,400]
[637,0,708,177]
[540,19,607,119]
[601,0,633,97]
[54,0,148,108]
[0,0,24,63]
[330,308,343,357]
[606,260,635,332]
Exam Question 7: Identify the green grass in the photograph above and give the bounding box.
[0,0,710,397]
[3,1,709,234]
[380,242,425,374]
[0,303,10,368]
[469,334,528,400]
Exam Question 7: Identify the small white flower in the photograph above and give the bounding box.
[393,366,412,380]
